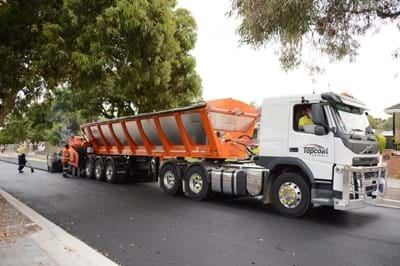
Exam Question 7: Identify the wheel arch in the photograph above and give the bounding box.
[104,156,116,167]
[257,156,314,184]
[160,160,187,180]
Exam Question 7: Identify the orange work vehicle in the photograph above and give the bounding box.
[61,136,88,176]
[67,98,267,202]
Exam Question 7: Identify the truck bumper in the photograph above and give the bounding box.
[334,165,387,211]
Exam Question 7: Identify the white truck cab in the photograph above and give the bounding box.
[256,92,387,217]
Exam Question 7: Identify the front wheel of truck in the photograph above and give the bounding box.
[272,172,311,218]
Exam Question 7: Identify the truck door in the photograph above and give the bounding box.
[289,103,334,181]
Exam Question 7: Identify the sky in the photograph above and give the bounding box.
[178,0,400,118]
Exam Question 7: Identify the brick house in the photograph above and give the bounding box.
[383,103,400,178]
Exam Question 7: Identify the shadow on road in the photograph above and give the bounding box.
[202,193,379,229]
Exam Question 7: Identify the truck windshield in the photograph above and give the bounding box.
[331,104,371,135]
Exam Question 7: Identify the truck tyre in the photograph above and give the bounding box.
[160,163,182,195]
[71,166,78,177]
[184,165,212,201]
[105,159,118,184]
[85,158,94,179]
[94,159,104,181]
[272,172,311,218]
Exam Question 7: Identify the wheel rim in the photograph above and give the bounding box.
[189,173,203,194]
[86,162,92,176]
[163,170,176,189]
[95,163,101,179]
[278,182,302,209]
[106,164,113,181]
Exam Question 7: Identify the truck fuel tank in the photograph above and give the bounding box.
[210,165,268,197]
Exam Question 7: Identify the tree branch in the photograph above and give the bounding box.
[376,10,400,19]
[350,8,400,19]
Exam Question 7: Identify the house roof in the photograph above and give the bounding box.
[384,103,400,114]
[380,130,394,137]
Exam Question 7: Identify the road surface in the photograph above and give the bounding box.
[0,160,399,266]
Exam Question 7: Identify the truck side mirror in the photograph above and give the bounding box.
[311,104,327,127]
[314,125,326,136]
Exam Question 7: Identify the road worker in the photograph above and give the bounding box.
[17,153,27,173]
[62,144,70,178]
[298,106,314,131]
[16,145,26,173]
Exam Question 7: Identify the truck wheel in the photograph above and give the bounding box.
[160,163,182,195]
[85,159,94,179]
[71,166,78,177]
[105,160,118,184]
[94,159,104,181]
[79,167,85,177]
[184,165,212,201]
[272,172,311,218]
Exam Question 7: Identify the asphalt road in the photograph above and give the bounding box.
[0,160,399,266]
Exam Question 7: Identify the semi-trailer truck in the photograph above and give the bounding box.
[59,92,387,217]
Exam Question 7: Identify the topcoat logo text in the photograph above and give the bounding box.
[303,144,328,157]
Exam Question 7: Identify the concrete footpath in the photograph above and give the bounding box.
[0,189,118,266]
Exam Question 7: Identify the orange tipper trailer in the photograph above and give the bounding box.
[81,98,259,159]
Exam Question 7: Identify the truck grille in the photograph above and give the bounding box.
[364,171,378,180]
[350,171,381,199]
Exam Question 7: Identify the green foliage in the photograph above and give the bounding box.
[25,102,53,143]
[0,0,63,121]
[377,117,393,131]
[231,0,400,70]
[0,113,28,144]
[0,0,201,122]
[41,0,201,117]
[46,123,63,146]
[375,133,387,153]
[368,114,393,131]
[368,115,379,129]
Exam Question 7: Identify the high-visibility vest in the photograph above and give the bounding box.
[298,115,313,130]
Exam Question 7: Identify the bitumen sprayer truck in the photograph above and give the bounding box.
[49,92,387,217]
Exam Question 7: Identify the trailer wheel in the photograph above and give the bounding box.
[184,165,212,201]
[272,172,311,218]
[160,163,182,195]
[94,159,104,181]
[105,160,118,184]
[85,159,94,179]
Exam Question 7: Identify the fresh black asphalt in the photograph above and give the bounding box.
[0,159,399,266]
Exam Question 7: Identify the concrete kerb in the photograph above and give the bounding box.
[0,188,118,266]
[376,198,400,210]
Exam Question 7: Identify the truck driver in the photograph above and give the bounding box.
[298,106,314,131]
